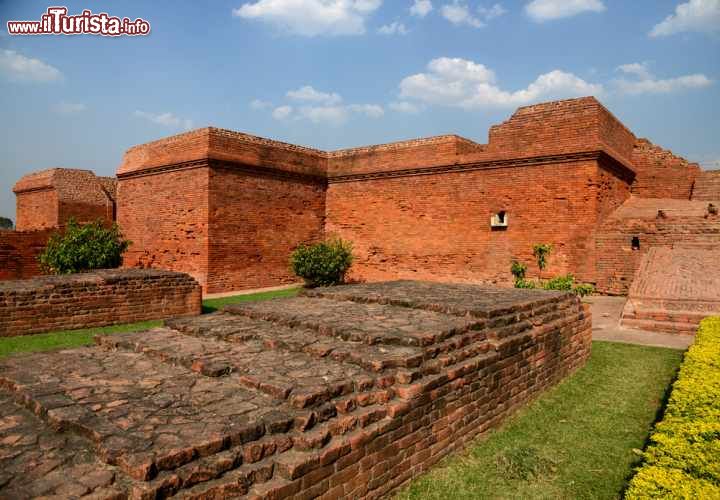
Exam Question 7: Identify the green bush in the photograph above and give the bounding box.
[290,238,354,287]
[514,278,537,289]
[39,219,131,274]
[625,317,720,499]
[543,274,575,291]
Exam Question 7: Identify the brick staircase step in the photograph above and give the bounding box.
[621,318,698,334]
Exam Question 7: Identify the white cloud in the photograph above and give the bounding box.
[298,105,349,124]
[389,101,423,113]
[348,103,385,118]
[134,110,193,130]
[232,0,382,36]
[250,99,273,110]
[272,105,294,120]
[0,49,62,83]
[650,0,720,37]
[399,56,602,109]
[441,1,484,27]
[378,21,409,35]
[54,101,87,114]
[525,0,605,22]
[410,0,433,17]
[441,2,506,27]
[614,62,713,94]
[287,85,343,105]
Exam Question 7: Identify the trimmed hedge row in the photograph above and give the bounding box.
[625,317,720,499]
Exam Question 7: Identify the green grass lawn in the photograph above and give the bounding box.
[396,341,683,500]
[0,287,301,358]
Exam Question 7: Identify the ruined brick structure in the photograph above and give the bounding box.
[0,269,201,337]
[0,169,117,280]
[0,281,591,498]
[5,97,719,295]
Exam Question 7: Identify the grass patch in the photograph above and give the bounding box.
[0,320,162,358]
[0,286,302,358]
[396,341,683,500]
[201,287,300,313]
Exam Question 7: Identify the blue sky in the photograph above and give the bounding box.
[1,0,719,220]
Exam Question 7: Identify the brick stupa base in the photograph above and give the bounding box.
[0,281,591,499]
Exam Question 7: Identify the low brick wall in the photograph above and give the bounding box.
[0,269,201,337]
[0,228,53,281]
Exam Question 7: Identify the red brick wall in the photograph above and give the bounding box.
[595,199,720,294]
[206,167,326,293]
[0,269,201,337]
[0,229,53,280]
[631,139,700,199]
[327,160,621,287]
[15,190,59,231]
[118,167,210,287]
[692,170,720,201]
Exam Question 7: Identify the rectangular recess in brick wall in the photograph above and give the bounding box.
[0,269,201,337]
[0,281,591,498]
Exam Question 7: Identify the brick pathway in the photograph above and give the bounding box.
[622,247,720,334]
[0,281,591,499]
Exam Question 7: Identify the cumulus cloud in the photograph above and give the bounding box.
[525,0,605,22]
[441,1,505,27]
[134,110,193,130]
[614,62,712,94]
[272,105,294,120]
[232,0,382,36]
[378,21,409,35]
[54,101,87,114]
[650,0,720,37]
[398,56,603,109]
[287,85,343,105]
[0,49,62,83]
[249,99,273,110]
[410,0,433,17]
[389,101,424,113]
[268,85,383,124]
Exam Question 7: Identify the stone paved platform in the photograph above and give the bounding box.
[0,281,591,499]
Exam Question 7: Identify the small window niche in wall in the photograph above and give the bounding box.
[631,236,640,251]
[491,210,508,230]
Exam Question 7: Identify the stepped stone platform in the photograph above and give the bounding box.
[0,281,591,499]
[622,247,720,334]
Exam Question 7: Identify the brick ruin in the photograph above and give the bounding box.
[0,169,117,281]
[0,281,592,498]
[4,97,719,297]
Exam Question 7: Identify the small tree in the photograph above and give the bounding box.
[0,217,12,230]
[290,238,354,287]
[39,218,131,274]
[532,243,553,271]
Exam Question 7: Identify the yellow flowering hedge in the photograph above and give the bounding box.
[625,317,720,499]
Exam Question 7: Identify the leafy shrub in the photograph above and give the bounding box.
[543,274,574,291]
[39,219,130,274]
[572,283,595,297]
[514,278,537,289]
[532,243,553,271]
[625,317,720,499]
[290,238,354,287]
[511,260,527,280]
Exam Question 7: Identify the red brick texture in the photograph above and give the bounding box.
[13,168,116,231]
[0,269,201,337]
[0,229,53,280]
[630,139,701,199]
[692,170,720,201]
[595,198,720,294]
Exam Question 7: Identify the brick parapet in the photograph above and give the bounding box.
[0,269,201,337]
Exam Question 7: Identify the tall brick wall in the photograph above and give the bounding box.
[327,160,624,287]
[630,139,701,199]
[0,229,53,280]
[14,190,59,230]
[0,269,201,337]
[206,167,325,293]
[118,167,211,288]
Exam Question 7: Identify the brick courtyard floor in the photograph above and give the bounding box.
[0,281,589,499]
